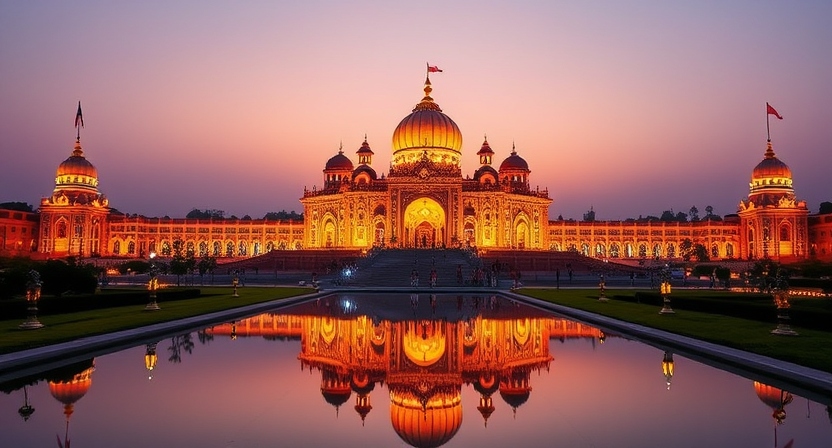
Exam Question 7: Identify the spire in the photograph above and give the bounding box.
[764,140,776,159]
[413,76,442,112]
[511,141,517,155]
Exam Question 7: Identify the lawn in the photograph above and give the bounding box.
[0,286,309,354]
[520,288,832,373]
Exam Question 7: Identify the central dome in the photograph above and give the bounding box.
[391,78,462,167]
[55,140,99,192]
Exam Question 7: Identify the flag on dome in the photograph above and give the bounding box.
[766,102,783,120]
[427,64,443,73]
[75,101,84,128]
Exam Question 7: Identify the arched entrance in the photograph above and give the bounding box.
[404,198,446,248]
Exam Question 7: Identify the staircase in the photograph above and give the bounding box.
[345,249,482,287]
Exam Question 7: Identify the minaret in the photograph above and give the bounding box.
[477,135,494,166]
[356,135,374,166]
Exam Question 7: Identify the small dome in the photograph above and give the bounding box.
[56,140,98,187]
[499,148,529,172]
[325,151,354,171]
[353,164,377,180]
[473,165,498,182]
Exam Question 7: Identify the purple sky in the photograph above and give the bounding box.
[1,1,830,220]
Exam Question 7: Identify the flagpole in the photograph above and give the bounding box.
[766,102,771,142]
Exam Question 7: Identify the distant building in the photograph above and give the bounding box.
[10,74,829,263]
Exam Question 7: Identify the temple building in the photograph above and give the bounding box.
[2,73,830,262]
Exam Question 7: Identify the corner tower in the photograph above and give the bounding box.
[738,140,809,261]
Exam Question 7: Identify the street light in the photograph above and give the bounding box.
[771,289,798,336]
[19,270,44,329]
[145,252,161,311]
[232,270,240,297]
[659,266,675,314]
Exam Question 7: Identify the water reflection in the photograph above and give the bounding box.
[2,293,831,447]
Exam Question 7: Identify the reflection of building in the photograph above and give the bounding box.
[206,296,604,448]
[12,73,830,262]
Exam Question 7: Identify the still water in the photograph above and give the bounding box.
[2,293,831,448]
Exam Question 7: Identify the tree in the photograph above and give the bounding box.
[680,239,694,261]
[689,206,699,222]
[185,209,225,219]
[705,205,714,217]
[263,210,303,220]
[197,255,218,285]
[0,202,34,212]
[169,240,188,286]
[675,211,688,222]
[819,201,832,215]
[660,210,676,222]
[693,243,710,262]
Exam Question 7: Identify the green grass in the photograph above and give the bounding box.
[0,286,309,354]
[520,288,832,373]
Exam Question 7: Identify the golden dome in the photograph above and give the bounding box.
[391,78,462,167]
[390,390,463,448]
[749,141,793,195]
[55,139,99,191]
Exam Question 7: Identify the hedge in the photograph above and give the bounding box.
[611,291,832,331]
[0,288,201,320]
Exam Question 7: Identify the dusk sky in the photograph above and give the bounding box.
[2,1,830,221]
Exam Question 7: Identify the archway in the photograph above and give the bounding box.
[404,197,446,248]
[514,215,530,249]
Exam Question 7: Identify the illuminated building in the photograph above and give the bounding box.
[6,73,828,263]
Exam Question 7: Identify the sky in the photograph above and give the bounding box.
[1,0,830,221]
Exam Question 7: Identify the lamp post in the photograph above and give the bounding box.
[598,274,609,302]
[19,270,44,329]
[659,266,675,314]
[145,252,161,311]
[232,270,240,297]
[771,288,798,336]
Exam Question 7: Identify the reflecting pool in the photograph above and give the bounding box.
[2,294,831,447]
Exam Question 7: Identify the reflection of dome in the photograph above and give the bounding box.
[321,368,352,411]
[325,151,354,171]
[55,140,99,191]
[499,389,530,410]
[754,381,793,424]
[47,359,96,418]
[390,390,463,448]
[392,78,462,167]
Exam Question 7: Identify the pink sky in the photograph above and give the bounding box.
[1,1,830,220]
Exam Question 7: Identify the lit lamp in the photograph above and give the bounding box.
[659,279,675,314]
[661,351,674,390]
[232,270,240,297]
[771,289,798,336]
[144,342,158,380]
[598,274,609,302]
[19,269,44,329]
[145,252,161,311]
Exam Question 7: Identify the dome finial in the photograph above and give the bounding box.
[765,140,775,159]
[339,141,343,154]
[511,141,517,155]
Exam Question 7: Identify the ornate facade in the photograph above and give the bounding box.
[12,75,828,263]
[300,77,552,250]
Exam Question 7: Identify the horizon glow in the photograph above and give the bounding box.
[1,1,830,220]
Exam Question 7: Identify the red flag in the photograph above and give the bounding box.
[427,65,443,73]
[767,102,783,120]
[74,101,84,128]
